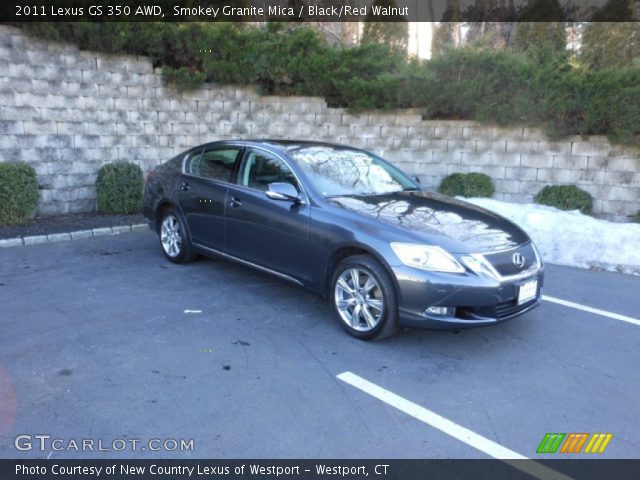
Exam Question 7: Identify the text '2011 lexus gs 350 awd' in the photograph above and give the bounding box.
[143,140,544,340]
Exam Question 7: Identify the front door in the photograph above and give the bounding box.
[225,148,311,282]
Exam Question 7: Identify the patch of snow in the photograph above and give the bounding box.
[463,197,640,276]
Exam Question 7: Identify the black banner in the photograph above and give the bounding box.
[3,459,640,480]
[2,0,640,23]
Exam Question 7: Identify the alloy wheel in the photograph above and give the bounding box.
[334,267,384,332]
[160,214,183,258]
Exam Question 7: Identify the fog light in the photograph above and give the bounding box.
[424,306,456,317]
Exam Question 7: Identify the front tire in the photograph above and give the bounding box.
[159,207,197,264]
[331,255,399,340]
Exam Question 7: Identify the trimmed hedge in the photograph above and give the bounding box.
[96,162,143,214]
[0,162,39,226]
[534,184,593,214]
[438,172,495,198]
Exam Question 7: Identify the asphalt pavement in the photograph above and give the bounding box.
[0,230,638,459]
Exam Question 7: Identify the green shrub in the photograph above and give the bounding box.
[249,24,334,96]
[438,172,495,198]
[95,162,143,214]
[326,42,406,109]
[201,23,260,85]
[162,66,207,91]
[421,47,540,124]
[437,173,467,196]
[464,172,496,197]
[544,65,640,141]
[0,162,39,226]
[584,66,640,143]
[534,184,593,214]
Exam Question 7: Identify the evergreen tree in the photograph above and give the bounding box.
[465,23,516,50]
[431,0,461,57]
[431,23,457,57]
[581,0,639,69]
[513,22,567,53]
[361,0,408,52]
[512,0,566,53]
[581,22,640,69]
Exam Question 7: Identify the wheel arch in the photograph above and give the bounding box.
[153,201,194,247]
[154,200,180,232]
[155,200,198,263]
[324,244,400,302]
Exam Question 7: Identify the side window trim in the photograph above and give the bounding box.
[182,147,204,176]
[229,146,245,185]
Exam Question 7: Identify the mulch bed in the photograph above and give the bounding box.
[0,213,147,240]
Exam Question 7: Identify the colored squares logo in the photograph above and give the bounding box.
[560,433,588,453]
[537,433,565,453]
[537,433,612,454]
[584,433,613,454]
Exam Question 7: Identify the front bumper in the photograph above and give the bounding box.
[394,263,545,329]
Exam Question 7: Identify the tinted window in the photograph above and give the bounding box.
[185,147,241,182]
[238,149,298,192]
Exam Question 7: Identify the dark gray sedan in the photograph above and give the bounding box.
[143,140,543,340]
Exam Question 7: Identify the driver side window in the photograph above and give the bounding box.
[238,149,299,192]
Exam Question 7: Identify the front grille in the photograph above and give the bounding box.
[495,298,537,319]
[458,297,537,320]
[483,243,537,277]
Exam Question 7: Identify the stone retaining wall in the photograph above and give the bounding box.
[0,25,638,219]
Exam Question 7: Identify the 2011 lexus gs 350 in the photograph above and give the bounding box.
[143,140,544,340]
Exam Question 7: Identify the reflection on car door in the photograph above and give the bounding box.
[179,146,242,250]
[225,148,311,282]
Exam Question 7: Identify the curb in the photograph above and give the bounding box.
[0,223,149,248]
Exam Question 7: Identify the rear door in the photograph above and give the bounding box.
[225,147,311,282]
[179,145,242,250]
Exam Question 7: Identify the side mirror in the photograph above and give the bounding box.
[411,175,421,184]
[266,182,301,203]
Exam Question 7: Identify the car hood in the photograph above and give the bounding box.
[327,190,529,253]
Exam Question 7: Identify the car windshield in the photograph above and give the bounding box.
[290,146,417,197]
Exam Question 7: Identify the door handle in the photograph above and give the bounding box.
[229,196,243,207]
[180,182,190,192]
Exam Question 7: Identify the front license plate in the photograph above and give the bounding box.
[517,280,538,305]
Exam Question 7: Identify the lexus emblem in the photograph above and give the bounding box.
[512,252,526,268]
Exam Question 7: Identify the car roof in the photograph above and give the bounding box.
[196,139,361,154]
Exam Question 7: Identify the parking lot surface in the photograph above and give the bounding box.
[1,231,638,459]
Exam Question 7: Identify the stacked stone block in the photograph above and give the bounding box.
[0,25,638,219]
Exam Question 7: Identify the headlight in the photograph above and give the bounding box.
[390,243,465,273]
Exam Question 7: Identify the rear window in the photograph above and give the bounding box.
[185,147,241,182]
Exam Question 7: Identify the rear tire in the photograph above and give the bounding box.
[159,207,197,264]
[331,254,399,340]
